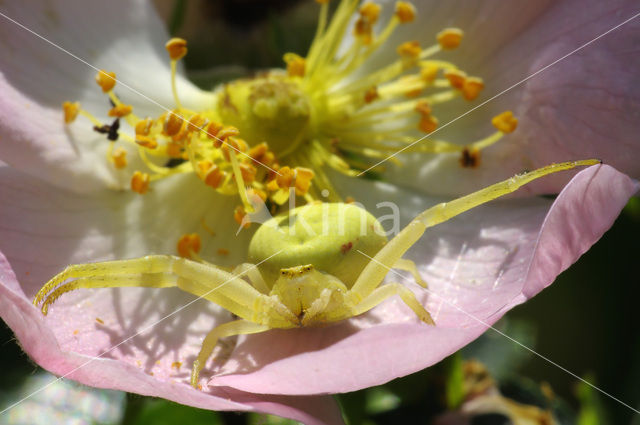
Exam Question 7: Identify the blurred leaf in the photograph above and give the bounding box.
[247,412,302,425]
[576,375,608,425]
[0,372,125,425]
[462,318,537,380]
[365,387,401,415]
[168,0,187,35]
[338,390,368,425]
[623,197,640,220]
[445,352,465,409]
[126,398,223,425]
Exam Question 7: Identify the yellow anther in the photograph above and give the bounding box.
[248,188,268,202]
[492,111,518,134]
[234,206,250,229]
[405,88,423,98]
[112,147,127,169]
[62,101,80,124]
[217,248,230,256]
[164,111,184,136]
[462,77,484,101]
[135,135,158,149]
[414,100,432,117]
[359,2,381,23]
[364,86,379,103]
[284,53,306,78]
[108,104,133,118]
[239,163,257,184]
[171,124,189,144]
[420,64,439,83]
[187,114,207,133]
[222,136,249,153]
[198,160,226,189]
[214,126,240,148]
[354,18,374,45]
[444,69,467,89]
[135,118,153,136]
[95,70,116,92]
[205,121,223,140]
[166,142,182,158]
[197,160,212,178]
[131,171,150,194]
[275,166,315,195]
[275,166,294,188]
[395,2,416,23]
[397,41,421,61]
[418,115,438,133]
[206,168,226,189]
[248,142,268,160]
[266,178,280,192]
[177,233,201,259]
[293,167,314,196]
[165,37,188,61]
[437,28,464,50]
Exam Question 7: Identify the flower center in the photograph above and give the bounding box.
[62,0,519,235]
[218,75,312,157]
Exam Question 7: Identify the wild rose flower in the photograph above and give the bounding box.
[0,0,638,423]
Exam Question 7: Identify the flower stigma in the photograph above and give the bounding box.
[63,0,517,229]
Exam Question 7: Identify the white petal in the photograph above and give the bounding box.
[0,0,213,191]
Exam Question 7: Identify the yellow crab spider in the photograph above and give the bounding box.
[33,159,599,388]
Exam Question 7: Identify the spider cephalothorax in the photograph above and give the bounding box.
[33,160,599,388]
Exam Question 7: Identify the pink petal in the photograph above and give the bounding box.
[0,0,211,192]
[210,165,637,394]
[0,254,344,424]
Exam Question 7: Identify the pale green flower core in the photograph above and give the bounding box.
[62,0,518,245]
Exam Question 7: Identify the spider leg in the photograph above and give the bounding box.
[393,258,428,288]
[231,263,270,294]
[348,282,434,325]
[191,319,270,388]
[350,160,599,300]
[34,256,284,324]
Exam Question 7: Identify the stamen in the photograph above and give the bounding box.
[164,111,184,136]
[177,233,201,259]
[112,147,127,169]
[443,69,466,89]
[65,4,515,222]
[234,206,251,229]
[108,104,133,118]
[131,171,150,194]
[135,118,153,136]
[62,101,80,124]
[395,2,416,23]
[135,135,158,149]
[436,28,464,50]
[397,41,422,67]
[284,53,306,78]
[462,77,484,101]
[95,70,116,93]
[165,38,188,61]
[492,111,518,133]
[165,38,187,109]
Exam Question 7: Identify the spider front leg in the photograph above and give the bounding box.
[349,282,434,325]
[191,319,270,388]
[348,160,600,317]
[34,256,267,320]
[393,258,428,288]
